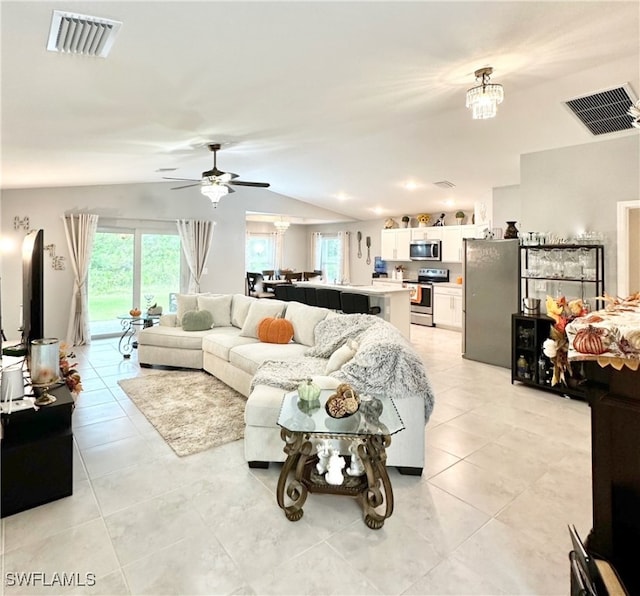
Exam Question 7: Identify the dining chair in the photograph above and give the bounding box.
[246,272,275,299]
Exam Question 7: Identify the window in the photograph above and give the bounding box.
[88,225,182,337]
[246,233,276,272]
[314,234,341,283]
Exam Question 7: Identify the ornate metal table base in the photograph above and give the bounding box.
[118,316,155,359]
[276,429,394,529]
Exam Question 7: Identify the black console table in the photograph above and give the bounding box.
[1,384,74,518]
[584,362,639,595]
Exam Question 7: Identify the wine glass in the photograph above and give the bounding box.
[144,294,155,310]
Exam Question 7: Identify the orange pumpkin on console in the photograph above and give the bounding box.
[129,308,142,317]
[257,316,294,344]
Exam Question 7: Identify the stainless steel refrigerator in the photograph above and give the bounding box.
[462,238,520,368]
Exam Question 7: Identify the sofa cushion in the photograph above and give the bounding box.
[176,294,198,326]
[231,294,255,328]
[239,300,286,339]
[198,294,232,327]
[202,327,259,361]
[229,342,308,375]
[325,340,357,374]
[182,309,214,331]
[284,301,330,347]
[137,325,214,350]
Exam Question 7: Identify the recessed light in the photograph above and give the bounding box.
[443,199,455,207]
[372,207,385,215]
[334,192,351,201]
[403,180,420,191]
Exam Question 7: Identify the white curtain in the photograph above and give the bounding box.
[176,220,215,293]
[310,232,321,270]
[274,231,284,271]
[338,231,351,283]
[63,213,99,346]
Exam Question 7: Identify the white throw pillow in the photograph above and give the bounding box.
[239,301,286,338]
[284,302,329,347]
[325,341,357,374]
[176,294,198,326]
[198,295,232,327]
[231,294,255,328]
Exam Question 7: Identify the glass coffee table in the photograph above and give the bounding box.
[276,389,404,529]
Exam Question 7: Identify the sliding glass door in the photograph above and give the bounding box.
[88,226,182,337]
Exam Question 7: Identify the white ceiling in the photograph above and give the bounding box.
[1,1,638,221]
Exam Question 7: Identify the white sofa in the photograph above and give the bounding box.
[137,293,431,475]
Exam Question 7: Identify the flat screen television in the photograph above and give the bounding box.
[22,229,44,349]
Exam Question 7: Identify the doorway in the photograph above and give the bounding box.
[88,226,182,337]
[617,200,640,296]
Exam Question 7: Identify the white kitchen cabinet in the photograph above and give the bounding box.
[433,285,462,329]
[380,228,411,261]
[410,227,443,242]
[440,225,485,263]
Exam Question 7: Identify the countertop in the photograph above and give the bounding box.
[433,282,464,290]
[294,281,410,295]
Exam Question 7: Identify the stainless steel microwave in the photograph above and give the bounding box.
[409,240,441,261]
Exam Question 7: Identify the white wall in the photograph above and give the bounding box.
[493,135,640,294]
[0,183,347,341]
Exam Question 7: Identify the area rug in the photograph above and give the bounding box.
[118,371,246,457]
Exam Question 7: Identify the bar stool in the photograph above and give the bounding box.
[340,292,381,315]
[316,288,342,310]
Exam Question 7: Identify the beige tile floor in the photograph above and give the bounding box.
[0,325,592,595]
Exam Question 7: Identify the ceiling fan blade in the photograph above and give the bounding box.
[229,180,271,188]
[163,177,200,182]
[170,183,202,190]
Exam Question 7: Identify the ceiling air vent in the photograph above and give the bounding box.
[47,10,122,58]
[433,180,456,189]
[564,84,638,136]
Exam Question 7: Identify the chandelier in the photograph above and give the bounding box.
[273,219,290,233]
[466,67,504,120]
[200,180,229,206]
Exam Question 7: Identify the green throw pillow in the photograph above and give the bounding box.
[181,309,213,332]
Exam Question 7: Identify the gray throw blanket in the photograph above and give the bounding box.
[252,314,434,422]
[330,322,434,421]
[250,357,328,393]
[305,314,381,358]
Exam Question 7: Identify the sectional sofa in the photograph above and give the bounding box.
[137,293,434,474]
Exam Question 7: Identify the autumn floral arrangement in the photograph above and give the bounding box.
[59,342,83,397]
[542,295,588,385]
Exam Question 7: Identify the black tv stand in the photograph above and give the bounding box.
[1,384,74,518]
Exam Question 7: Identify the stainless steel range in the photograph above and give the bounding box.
[405,268,449,327]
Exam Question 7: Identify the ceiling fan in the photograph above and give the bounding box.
[162,143,270,206]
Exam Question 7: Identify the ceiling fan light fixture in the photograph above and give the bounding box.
[466,67,504,120]
[201,181,229,207]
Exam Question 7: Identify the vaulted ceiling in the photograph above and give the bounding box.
[1,1,638,220]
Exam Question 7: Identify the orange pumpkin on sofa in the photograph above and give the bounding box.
[257,316,294,344]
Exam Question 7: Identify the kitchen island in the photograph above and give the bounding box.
[295,281,411,338]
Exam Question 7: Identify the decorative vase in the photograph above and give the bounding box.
[30,338,60,385]
[297,378,321,404]
[504,221,519,239]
